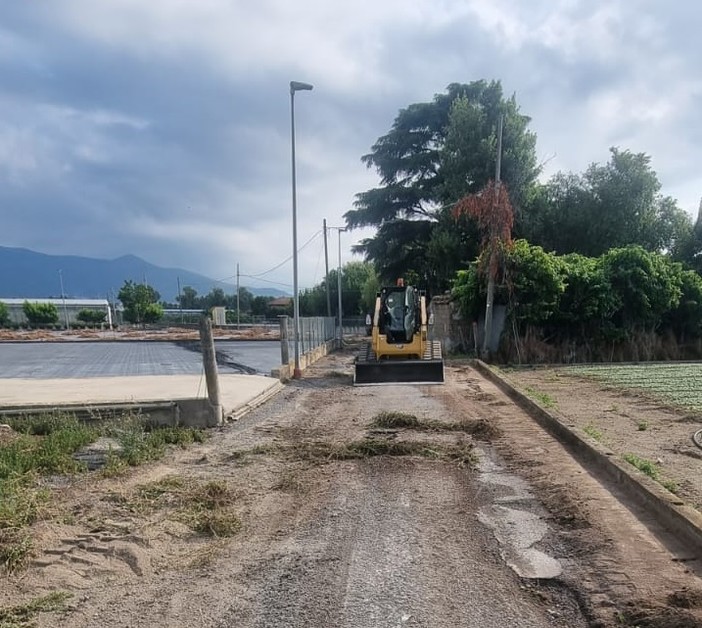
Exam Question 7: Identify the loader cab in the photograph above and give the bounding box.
[379,285,419,344]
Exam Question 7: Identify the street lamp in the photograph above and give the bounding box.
[58,269,70,330]
[290,79,313,378]
[337,227,346,346]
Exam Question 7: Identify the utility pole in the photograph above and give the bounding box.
[337,227,346,346]
[482,114,503,358]
[58,269,70,330]
[177,276,183,323]
[323,219,331,317]
[236,262,240,330]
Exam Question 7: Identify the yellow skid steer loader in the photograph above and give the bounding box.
[354,281,444,385]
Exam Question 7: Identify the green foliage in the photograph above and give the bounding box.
[1,414,97,479]
[623,453,659,480]
[346,80,539,292]
[523,148,693,257]
[22,301,59,325]
[76,309,107,324]
[504,240,564,325]
[118,281,163,325]
[451,264,482,321]
[454,239,700,350]
[583,423,603,442]
[601,246,682,330]
[523,386,557,408]
[663,269,702,339]
[556,254,618,328]
[0,301,9,327]
[452,240,564,327]
[299,261,378,317]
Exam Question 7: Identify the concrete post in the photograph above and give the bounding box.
[279,315,290,366]
[199,317,223,425]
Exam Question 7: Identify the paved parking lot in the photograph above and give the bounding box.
[0,341,282,378]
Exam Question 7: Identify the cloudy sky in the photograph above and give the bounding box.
[1,1,700,293]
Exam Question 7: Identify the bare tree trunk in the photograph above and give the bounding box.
[482,269,495,358]
[482,115,503,360]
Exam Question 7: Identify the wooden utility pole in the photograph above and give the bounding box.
[323,219,332,317]
[482,114,503,358]
[199,316,222,425]
[177,276,183,323]
[236,263,240,330]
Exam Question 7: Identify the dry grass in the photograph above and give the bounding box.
[370,412,499,440]
[108,476,241,538]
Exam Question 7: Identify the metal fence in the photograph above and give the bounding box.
[297,316,337,355]
[279,316,336,366]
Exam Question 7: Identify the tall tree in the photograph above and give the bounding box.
[524,148,693,256]
[177,286,199,309]
[345,80,539,292]
[118,281,163,325]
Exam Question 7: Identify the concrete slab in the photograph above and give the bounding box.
[0,374,281,418]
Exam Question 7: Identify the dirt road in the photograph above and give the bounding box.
[4,348,702,627]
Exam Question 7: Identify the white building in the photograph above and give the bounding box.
[1,298,113,327]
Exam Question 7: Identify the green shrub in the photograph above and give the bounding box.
[77,309,107,324]
[0,301,9,327]
[22,301,59,326]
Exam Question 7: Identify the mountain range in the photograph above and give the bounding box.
[0,246,288,302]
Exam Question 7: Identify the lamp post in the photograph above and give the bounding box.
[290,80,313,378]
[58,269,69,330]
[337,227,346,346]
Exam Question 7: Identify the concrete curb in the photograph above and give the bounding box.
[472,359,702,556]
[228,381,285,421]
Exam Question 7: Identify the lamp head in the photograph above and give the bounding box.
[290,81,314,94]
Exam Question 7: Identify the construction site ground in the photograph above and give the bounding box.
[2,345,702,627]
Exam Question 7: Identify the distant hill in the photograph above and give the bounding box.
[0,246,288,302]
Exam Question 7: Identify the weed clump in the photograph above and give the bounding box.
[623,453,659,480]
[0,591,72,626]
[121,476,241,538]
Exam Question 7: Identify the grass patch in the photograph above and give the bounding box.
[583,423,603,442]
[115,476,241,538]
[0,411,208,572]
[661,479,679,494]
[637,420,649,431]
[104,417,207,467]
[0,591,72,627]
[0,529,33,574]
[523,386,557,409]
[623,453,659,480]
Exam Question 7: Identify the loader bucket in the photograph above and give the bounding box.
[354,358,444,385]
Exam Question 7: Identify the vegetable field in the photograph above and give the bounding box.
[568,363,702,411]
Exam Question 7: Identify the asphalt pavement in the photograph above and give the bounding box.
[0,340,282,378]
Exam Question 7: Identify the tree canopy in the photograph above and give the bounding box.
[345,80,539,292]
[523,148,692,257]
[118,281,163,325]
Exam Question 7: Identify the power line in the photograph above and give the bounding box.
[248,230,322,278]
[239,274,292,288]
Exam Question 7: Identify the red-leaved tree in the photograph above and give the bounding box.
[454,179,514,356]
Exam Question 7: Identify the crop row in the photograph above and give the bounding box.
[567,363,702,411]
